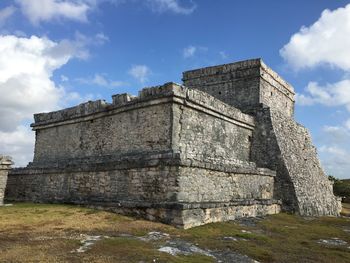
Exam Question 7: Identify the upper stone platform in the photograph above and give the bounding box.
[32,82,253,129]
[182,58,295,117]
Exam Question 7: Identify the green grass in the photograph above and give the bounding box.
[0,203,349,263]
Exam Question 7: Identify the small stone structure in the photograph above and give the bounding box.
[4,59,341,228]
[0,156,13,205]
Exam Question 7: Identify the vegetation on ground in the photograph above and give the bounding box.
[0,203,349,263]
[329,176,350,203]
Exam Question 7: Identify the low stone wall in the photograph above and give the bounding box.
[177,167,275,202]
[6,159,275,204]
[94,199,281,229]
[6,154,279,228]
[0,156,13,205]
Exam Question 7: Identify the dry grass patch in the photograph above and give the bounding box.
[1,203,350,263]
[341,202,350,216]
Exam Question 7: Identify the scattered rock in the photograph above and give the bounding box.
[317,238,347,246]
[158,246,183,256]
[223,236,247,241]
[138,231,170,242]
[160,240,213,257]
[212,251,260,263]
[159,239,258,262]
[223,237,238,241]
[72,234,105,253]
[236,217,264,227]
[284,225,298,229]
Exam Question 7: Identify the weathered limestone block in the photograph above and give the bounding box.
[251,106,341,216]
[6,164,279,228]
[183,58,295,117]
[0,156,13,205]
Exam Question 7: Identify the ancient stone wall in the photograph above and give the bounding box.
[6,164,275,204]
[176,167,275,202]
[172,104,253,166]
[0,156,12,205]
[6,161,277,228]
[183,59,340,216]
[251,106,341,215]
[31,83,255,167]
[182,58,295,117]
[6,82,280,228]
[33,101,173,164]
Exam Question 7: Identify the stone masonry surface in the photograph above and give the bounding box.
[0,156,12,205]
[4,59,341,228]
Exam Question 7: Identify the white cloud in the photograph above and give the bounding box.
[52,32,109,60]
[0,6,16,26]
[128,65,151,83]
[219,51,228,59]
[0,126,34,167]
[61,75,69,82]
[15,0,91,25]
[322,125,350,144]
[281,4,350,179]
[0,34,96,166]
[182,45,208,59]
[317,126,350,179]
[14,0,195,26]
[295,80,350,111]
[345,119,350,130]
[319,145,350,178]
[76,73,127,88]
[280,4,350,71]
[183,45,196,58]
[147,0,196,15]
[95,33,109,45]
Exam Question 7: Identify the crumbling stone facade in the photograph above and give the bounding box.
[0,156,13,206]
[4,59,341,228]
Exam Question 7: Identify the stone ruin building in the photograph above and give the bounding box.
[0,156,13,206]
[3,59,341,228]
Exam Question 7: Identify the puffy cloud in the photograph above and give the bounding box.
[345,119,350,130]
[281,4,350,178]
[295,80,350,111]
[128,65,151,83]
[317,126,350,179]
[0,6,16,26]
[147,0,196,15]
[0,35,69,132]
[319,145,350,178]
[15,0,91,25]
[76,73,127,88]
[182,45,208,59]
[61,75,69,82]
[219,51,228,60]
[0,34,97,166]
[280,4,350,71]
[183,45,196,58]
[0,126,34,167]
[14,0,195,26]
[322,125,350,144]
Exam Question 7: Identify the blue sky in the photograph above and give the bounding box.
[0,0,349,179]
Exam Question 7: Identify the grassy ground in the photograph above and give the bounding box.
[342,203,350,216]
[0,203,349,263]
